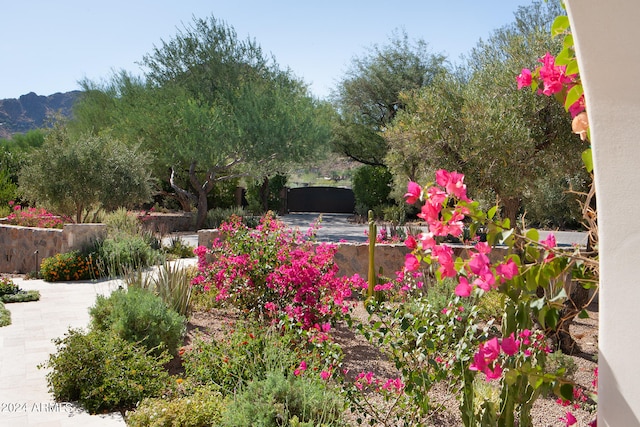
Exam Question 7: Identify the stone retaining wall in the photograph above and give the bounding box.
[0,223,107,273]
[197,229,510,279]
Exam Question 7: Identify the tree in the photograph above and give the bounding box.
[18,123,153,222]
[331,29,446,166]
[72,16,331,228]
[384,0,586,226]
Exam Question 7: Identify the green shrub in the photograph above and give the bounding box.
[183,322,303,395]
[163,237,196,259]
[205,207,251,229]
[124,262,195,317]
[94,235,162,277]
[0,301,10,327]
[89,287,186,356]
[127,386,226,427]
[221,370,344,427]
[0,277,19,295]
[40,251,99,282]
[352,165,393,217]
[41,328,171,414]
[1,289,40,303]
[100,206,143,237]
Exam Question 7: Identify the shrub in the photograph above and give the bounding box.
[163,237,196,259]
[352,165,393,217]
[1,289,40,303]
[40,251,99,282]
[127,386,226,427]
[193,213,364,330]
[0,301,10,327]
[94,235,162,277]
[5,202,70,228]
[204,206,252,229]
[221,370,344,427]
[89,287,186,356]
[183,322,305,395]
[0,277,19,295]
[41,328,171,414]
[124,261,195,317]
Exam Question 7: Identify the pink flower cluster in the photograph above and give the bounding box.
[471,330,551,381]
[353,371,405,395]
[6,202,69,228]
[517,52,585,118]
[193,214,366,330]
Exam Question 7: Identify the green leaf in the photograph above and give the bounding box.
[564,85,583,112]
[563,34,574,50]
[582,148,593,172]
[566,59,580,76]
[525,229,539,242]
[545,308,560,330]
[488,205,498,220]
[504,369,519,386]
[551,15,570,37]
[559,383,574,401]
[578,309,590,319]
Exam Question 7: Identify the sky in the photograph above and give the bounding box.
[1,1,535,100]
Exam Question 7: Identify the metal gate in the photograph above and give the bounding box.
[284,186,355,213]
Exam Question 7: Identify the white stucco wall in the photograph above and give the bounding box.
[566,1,640,425]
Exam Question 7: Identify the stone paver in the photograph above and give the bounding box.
[0,277,126,426]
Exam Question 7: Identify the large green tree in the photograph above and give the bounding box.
[73,16,331,227]
[384,0,586,226]
[18,123,153,222]
[331,29,446,166]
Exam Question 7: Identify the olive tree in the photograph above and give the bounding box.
[18,124,153,222]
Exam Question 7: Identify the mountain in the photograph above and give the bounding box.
[0,91,81,139]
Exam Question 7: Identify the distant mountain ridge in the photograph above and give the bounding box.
[0,91,81,139]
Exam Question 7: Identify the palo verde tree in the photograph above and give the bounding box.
[73,16,330,227]
[330,29,446,167]
[18,122,153,223]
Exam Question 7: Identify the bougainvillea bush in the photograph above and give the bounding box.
[5,201,71,228]
[192,213,365,330]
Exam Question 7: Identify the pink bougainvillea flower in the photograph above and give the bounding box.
[468,252,491,276]
[455,276,472,297]
[496,258,519,281]
[404,181,422,204]
[474,241,491,254]
[516,68,532,89]
[501,333,520,356]
[404,253,420,272]
[540,233,557,249]
[404,234,417,250]
[473,271,496,291]
[483,363,503,381]
[560,411,578,426]
[538,52,571,96]
[294,360,307,376]
[435,169,470,201]
[320,370,331,380]
[484,337,501,361]
[568,93,586,118]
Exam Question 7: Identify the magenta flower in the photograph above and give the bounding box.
[516,68,532,89]
[294,360,307,376]
[496,259,519,281]
[320,370,331,380]
[501,333,519,356]
[455,276,472,297]
[560,411,577,426]
[404,234,417,250]
[404,181,422,204]
[404,253,420,272]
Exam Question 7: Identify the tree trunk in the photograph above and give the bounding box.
[501,196,521,227]
[553,280,592,355]
[169,167,197,212]
[188,162,215,230]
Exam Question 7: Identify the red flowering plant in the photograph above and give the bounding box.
[5,201,71,229]
[192,212,365,331]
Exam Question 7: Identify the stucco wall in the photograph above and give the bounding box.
[0,223,106,273]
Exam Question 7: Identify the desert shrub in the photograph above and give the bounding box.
[127,386,226,427]
[221,370,344,427]
[41,328,171,414]
[0,279,40,303]
[193,213,364,330]
[40,251,99,282]
[352,165,393,217]
[0,301,10,327]
[101,207,142,237]
[124,261,195,317]
[163,237,196,259]
[89,287,186,356]
[183,321,306,395]
[93,235,162,277]
[204,206,252,229]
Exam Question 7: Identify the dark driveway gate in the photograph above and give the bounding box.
[284,186,355,213]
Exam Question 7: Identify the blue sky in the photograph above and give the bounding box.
[1,1,534,100]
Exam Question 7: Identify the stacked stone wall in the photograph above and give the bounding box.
[0,223,106,273]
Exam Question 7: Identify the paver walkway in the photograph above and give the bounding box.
[0,277,127,426]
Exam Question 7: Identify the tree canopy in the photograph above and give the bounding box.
[330,29,447,166]
[72,16,332,227]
